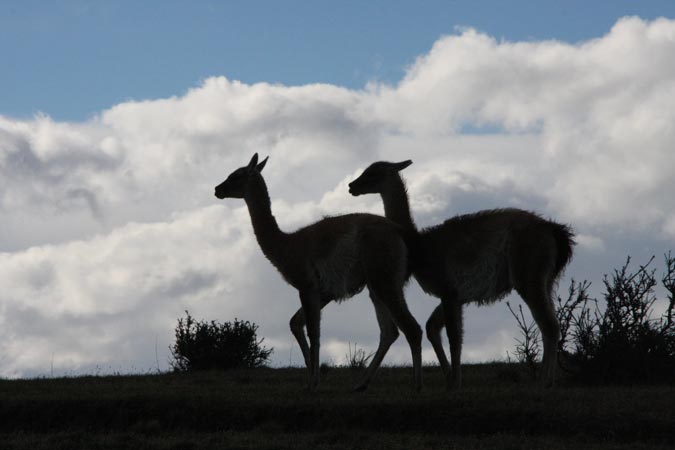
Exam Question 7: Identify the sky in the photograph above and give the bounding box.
[2,1,675,377]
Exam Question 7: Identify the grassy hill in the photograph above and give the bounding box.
[0,363,673,449]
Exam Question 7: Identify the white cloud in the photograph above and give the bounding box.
[0,206,257,376]
[1,16,675,377]
[575,234,606,253]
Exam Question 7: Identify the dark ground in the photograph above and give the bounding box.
[0,363,673,449]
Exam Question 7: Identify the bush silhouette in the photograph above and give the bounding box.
[564,254,675,384]
[170,311,273,371]
[512,253,675,384]
[506,302,541,379]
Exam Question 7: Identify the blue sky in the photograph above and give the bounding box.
[3,0,675,121]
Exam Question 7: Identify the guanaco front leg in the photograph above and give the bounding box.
[289,297,332,368]
[299,289,322,391]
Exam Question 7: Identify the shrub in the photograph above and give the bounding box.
[511,253,675,385]
[565,254,675,384]
[506,302,541,379]
[170,311,273,371]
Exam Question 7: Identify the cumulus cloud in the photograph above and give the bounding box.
[368,17,675,231]
[1,17,675,376]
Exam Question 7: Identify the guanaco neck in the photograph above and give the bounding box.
[381,175,417,234]
[244,173,287,265]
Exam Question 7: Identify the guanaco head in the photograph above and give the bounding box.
[348,160,412,196]
[215,153,269,199]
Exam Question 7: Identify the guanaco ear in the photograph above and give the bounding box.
[247,153,259,171]
[394,160,413,171]
[256,156,269,172]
